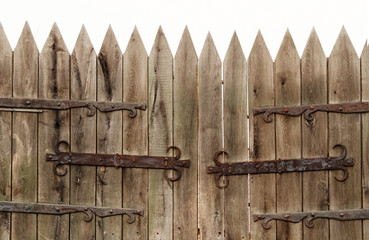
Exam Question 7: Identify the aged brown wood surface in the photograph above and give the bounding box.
[362,41,369,239]
[123,27,148,240]
[11,22,38,240]
[223,32,248,240]
[96,26,123,240]
[148,27,173,239]
[38,23,70,240]
[275,30,302,240]
[301,29,328,240]
[198,33,223,240]
[173,27,198,240]
[70,26,97,240]
[328,27,361,240]
[0,22,12,240]
[248,31,276,239]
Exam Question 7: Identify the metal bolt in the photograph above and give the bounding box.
[68,160,72,163]
[284,215,290,219]
[283,108,289,113]
[84,207,88,211]
[311,213,315,217]
[57,103,61,107]
[340,213,345,217]
[309,106,314,110]
[26,101,31,105]
[257,215,262,219]
[48,155,52,159]
[56,207,60,212]
[339,107,343,112]
[111,105,115,109]
[109,209,113,214]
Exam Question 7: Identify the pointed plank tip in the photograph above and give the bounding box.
[276,28,299,59]
[16,21,37,50]
[176,26,196,59]
[330,26,358,58]
[249,30,272,61]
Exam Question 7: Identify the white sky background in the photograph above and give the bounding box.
[0,0,368,59]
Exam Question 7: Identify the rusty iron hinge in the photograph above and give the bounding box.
[254,208,369,230]
[47,141,190,182]
[0,97,146,118]
[0,201,143,223]
[254,101,369,123]
[207,144,353,188]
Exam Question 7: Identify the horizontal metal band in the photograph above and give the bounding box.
[0,201,143,223]
[254,101,369,123]
[0,97,146,118]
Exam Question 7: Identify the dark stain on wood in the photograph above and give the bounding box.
[98,51,113,101]
[71,54,82,98]
[51,34,58,97]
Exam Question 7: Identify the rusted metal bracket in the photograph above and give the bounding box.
[207,144,353,188]
[46,141,190,182]
[254,101,369,123]
[0,201,143,223]
[0,97,146,118]
[254,208,369,230]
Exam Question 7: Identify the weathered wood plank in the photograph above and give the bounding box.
[12,22,38,240]
[148,27,173,239]
[362,41,369,239]
[38,23,70,240]
[96,25,123,240]
[70,25,97,240]
[248,31,276,240]
[122,26,148,240]
[223,32,248,239]
[275,30,302,240]
[198,33,223,240]
[328,27,361,240]
[301,28,328,240]
[0,22,12,240]
[173,27,198,240]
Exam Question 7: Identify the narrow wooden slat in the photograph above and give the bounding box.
[123,27,148,240]
[38,23,70,240]
[248,31,276,239]
[275,30,302,240]
[223,32,248,239]
[301,28,328,240]
[148,26,173,239]
[173,27,198,240]
[12,22,38,240]
[96,25,122,240]
[362,41,369,239]
[198,33,223,240]
[0,22,12,240]
[328,27,361,240]
[70,25,97,240]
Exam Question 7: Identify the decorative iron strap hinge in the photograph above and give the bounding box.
[0,201,143,223]
[0,97,146,118]
[46,141,190,182]
[254,208,369,230]
[254,101,369,123]
[207,144,353,188]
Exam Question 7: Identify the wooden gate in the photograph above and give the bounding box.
[0,22,368,240]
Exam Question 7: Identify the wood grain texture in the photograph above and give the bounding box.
[11,22,38,240]
[96,26,123,240]
[38,23,70,240]
[70,25,97,240]
[0,22,12,240]
[275,30,302,240]
[248,31,276,240]
[148,27,173,239]
[223,32,248,240]
[362,41,369,239]
[198,33,223,240]
[328,27,361,240]
[173,27,198,240]
[123,27,148,240]
[301,28,328,240]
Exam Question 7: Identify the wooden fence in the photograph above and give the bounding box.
[0,22,368,240]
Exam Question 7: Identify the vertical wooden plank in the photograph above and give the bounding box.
[301,29,329,240]
[198,33,223,240]
[362,41,369,239]
[0,22,12,240]
[96,26,122,240]
[328,27,361,240]
[70,25,97,240]
[38,23,70,240]
[223,32,248,239]
[173,27,198,240]
[248,31,276,239]
[11,22,38,240]
[123,27,148,240]
[148,26,173,239]
[275,30,302,240]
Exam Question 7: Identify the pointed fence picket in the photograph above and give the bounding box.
[0,23,367,240]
